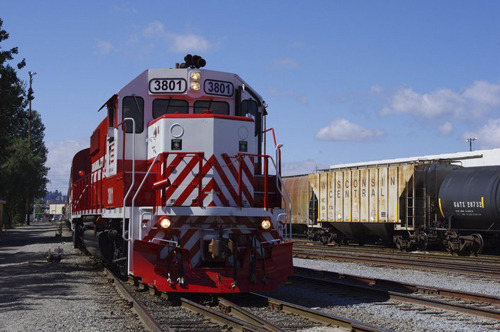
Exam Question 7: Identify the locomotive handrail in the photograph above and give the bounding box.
[119,117,136,242]
[72,174,91,213]
[152,238,179,247]
[133,152,161,240]
[238,151,292,239]
[264,127,282,174]
[235,153,268,208]
[155,151,205,207]
[268,155,292,240]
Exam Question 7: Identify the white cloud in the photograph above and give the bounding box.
[282,159,328,176]
[379,81,500,119]
[142,21,211,53]
[380,87,465,118]
[46,139,89,192]
[143,21,165,38]
[273,57,299,69]
[462,80,500,108]
[463,119,500,149]
[315,118,385,141]
[267,87,308,105]
[370,85,384,94]
[439,122,454,135]
[95,40,113,55]
[170,33,211,53]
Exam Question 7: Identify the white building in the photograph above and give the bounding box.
[49,204,65,215]
[330,148,500,169]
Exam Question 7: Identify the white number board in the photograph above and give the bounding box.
[149,78,187,94]
[204,79,234,97]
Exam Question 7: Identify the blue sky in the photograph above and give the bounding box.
[2,1,500,192]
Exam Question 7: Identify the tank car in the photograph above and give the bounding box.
[284,160,500,254]
[438,166,500,253]
[67,55,293,293]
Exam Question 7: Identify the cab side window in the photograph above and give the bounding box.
[107,104,115,128]
[122,96,144,133]
[241,99,260,137]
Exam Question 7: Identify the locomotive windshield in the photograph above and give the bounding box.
[193,100,229,115]
[153,98,188,118]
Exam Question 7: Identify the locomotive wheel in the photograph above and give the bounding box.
[73,222,84,249]
[320,235,329,246]
[471,233,484,255]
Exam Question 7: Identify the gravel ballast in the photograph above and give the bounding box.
[0,222,145,332]
[289,257,500,331]
[294,257,500,297]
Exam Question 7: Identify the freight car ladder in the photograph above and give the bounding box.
[404,176,426,230]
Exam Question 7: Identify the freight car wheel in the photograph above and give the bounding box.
[445,240,455,255]
[416,232,428,251]
[470,233,484,256]
[393,235,403,251]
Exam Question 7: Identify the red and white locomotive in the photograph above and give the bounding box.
[68,55,293,293]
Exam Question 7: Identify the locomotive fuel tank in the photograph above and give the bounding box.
[439,166,500,232]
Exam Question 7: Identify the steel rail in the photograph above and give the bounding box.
[218,297,284,332]
[293,248,500,278]
[248,293,389,332]
[293,240,500,263]
[292,271,500,320]
[294,266,500,306]
[104,269,167,332]
[180,297,267,332]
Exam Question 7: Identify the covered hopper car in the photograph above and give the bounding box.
[284,160,500,254]
[67,55,293,293]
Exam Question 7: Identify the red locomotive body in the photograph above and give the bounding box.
[68,55,293,293]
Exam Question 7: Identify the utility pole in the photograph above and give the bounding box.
[466,137,477,152]
[26,71,36,225]
[28,71,36,147]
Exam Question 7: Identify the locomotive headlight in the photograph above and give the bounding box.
[158,216,172,230]
[190,71,201,81]
[260,218,272,230]
[190,82,201,91]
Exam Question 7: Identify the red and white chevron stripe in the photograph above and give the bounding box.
[156,153,255,208]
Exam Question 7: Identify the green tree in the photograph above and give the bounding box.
[0,18,48,226]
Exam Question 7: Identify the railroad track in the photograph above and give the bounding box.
[293,239,500,264]
[293,242,500,279]
[218,292,387,331]
[294,266,500,321]
[104,268,388,331]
